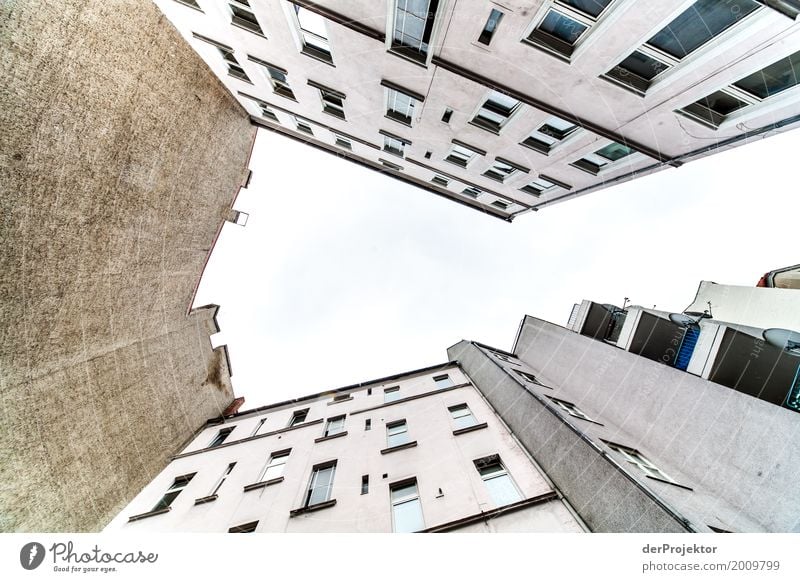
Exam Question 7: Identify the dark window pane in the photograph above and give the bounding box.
[538,10,587,45]
[478,9,504,45]
[561,0,613,18]
[648,0,759,60]
[617,50,669,81]
[595,142,633,161]
[699,90,750,115]
[733,50,800,99]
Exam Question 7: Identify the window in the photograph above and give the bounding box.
[390,479,424,532]
[303,462,337,507]
[174,0,201,10]
[288,408,309,426]
[260,450,290,481]
[229,1,264,36]
[391,0,441,64]
[323,415,346,437]
[548,397,596,422]
[522,115,580,154]
[462,186,482,199]
[209,427,234,448]
[474,455,522,507]
[294,117,313,135]
[313,83,346,119]
[478,9,504,45]
[441,107,453,123]
[152,473,195,512]
[678,50,800,127]
[433,374,453,388]
[521,176,559,197]
[605,1,760,94]
[445,142,482,168]
[361,475,369,495]
[382,133,408,157]
[384,386,401,402]
[365,418,372,431]
[251,417,267,436]
[492,351,516,363]
[333,133,351,149]
[217,46,250,83]
[606,442,676,483]
[571,142,634,175]
[525,0,615,60]
[515,369,547,386]
[228,521,258,533]
[471,90,521,133]
[491,200,509,210]
[483,158,526,182]
[385,86,417,126]
[448,404,478,430]
[258,103,278,122]
[261,63,295,100]
[331,393,351,402]
[431,175,449,187]
[380,159,403,171]
[292,5,332,63]
[209,463,236,496]
[386,420,409,448]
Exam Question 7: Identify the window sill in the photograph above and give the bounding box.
[328,396,353,405]
[231,21,266,39]
[315,431,348,443]
[468,120,500,135]
[387,47,428,68]
[452,422,488,436]
[300,47,335,67]
[646,475,693,491]
[289,499,337,517]
[227,72,253,85]
[194,495,218,505]
[128,507,170,522]
[380,441,418,455]
[384,114,413,127]
[175,0,203,12]
[243,476,285,492]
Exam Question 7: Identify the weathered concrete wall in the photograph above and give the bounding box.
[0,0,256,531]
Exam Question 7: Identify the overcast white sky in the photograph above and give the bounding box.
[193,127,799,409]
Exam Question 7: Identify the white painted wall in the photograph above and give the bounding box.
[687,281,800,332]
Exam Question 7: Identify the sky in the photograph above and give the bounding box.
[193,126,800,409]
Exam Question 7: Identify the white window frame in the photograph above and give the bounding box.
[474,455,523,507]
[259,450,290,482]
[445,142,483,168]
[521,115,582,155]
[523,0,618,62]
[323,415,346,437]
[547,396,597,423]
[448,403,478,430]
[209,462,236,496]
[288,408,309,426]
[520,176,559,197]
[470,90,522,133]
[386,420,409,448]
[384,386,401,403]
[606,442,677,483]
[388,0,443,65]
[208,426,235,448]
[304,461,337,507]
[151,473,195,512]
[287,3,333,64]
[571,141,642,176]
[384,86,417,126]
[390,479,425,532]
[229,1,264,36]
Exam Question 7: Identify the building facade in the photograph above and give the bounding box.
[156,0,800,220]
[106,363,586,532]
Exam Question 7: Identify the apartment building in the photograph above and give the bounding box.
[156,0,800,220]
[105,363,586,532]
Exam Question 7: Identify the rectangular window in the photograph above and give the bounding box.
[491,200,509,210]
[678,50,800,127]
[525,0,614,60]
[218,46,250,83]
[492,351,516,363]
[209,427,234,448]
[483,158,527,183]
[431,175,449,187]
[474,455,522,507]
[365,418,372,431]
[571,142,634,175]
[522,115,580,154]
[332,393,351,402]
[386,420,409,448]
[210,462,236,496]
[448,403,477,430]
[334,134,352,149]
[228,521,258,533]
[548,397,596,422]
[314,84,346,119]
[445,142,483,167]
[462,186,482,199]
[471,90,521,133]
[441,107,453,123]
[385,87,417,126]
[384,386,401,402]
[391,0,441,64]
[605,1,760,94]
[433,374,453,388]
[521,176,559,197]
[293,5,332,63]
[260,450,290,481]
[380,159,403,171]
[606,442,676,483]
[258,103,278,122]
[288,408,309,426]
[390,479,424,532]
[382,134,407,157]
[229,1,264,35]
[262,63,295,100]
[478,9,504,45]
[174,0,201,9]
[304,461,337,507]
[294,117,313,135]
[152,473,195,512]
[515,369,544,386]
[251,418,267,437]
[361,475,369,495]
[323,415,346,437]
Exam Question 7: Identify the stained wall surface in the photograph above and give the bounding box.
[0,0,256,531]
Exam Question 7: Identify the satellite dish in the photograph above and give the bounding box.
[669,313,699,327]
[763,328,800,355]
